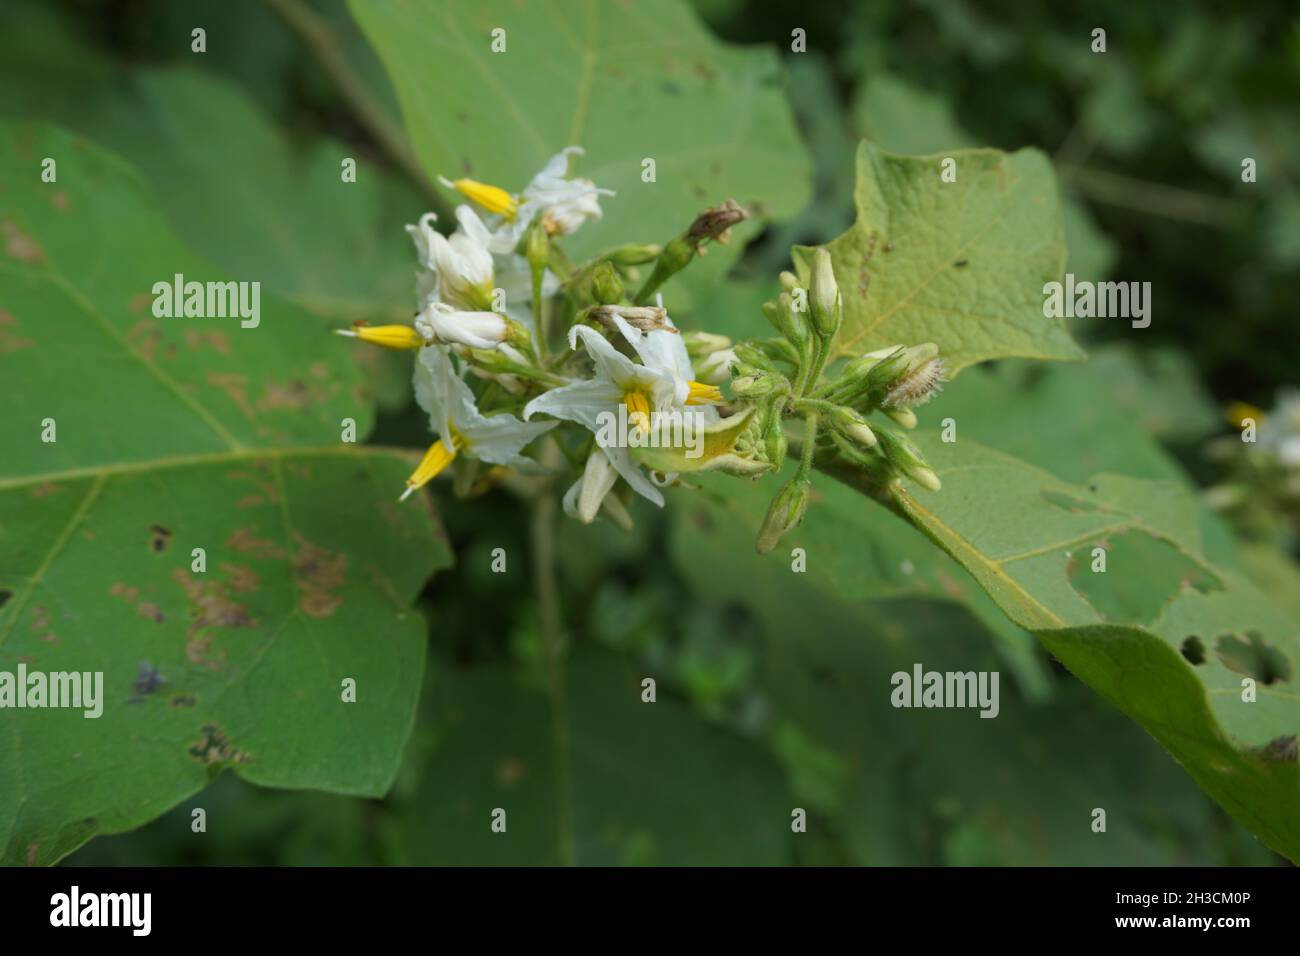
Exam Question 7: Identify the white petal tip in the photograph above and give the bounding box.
[437,175,456,189]
[334,329,357,337]
[399,486,417,502]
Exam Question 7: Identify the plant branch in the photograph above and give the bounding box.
[262,0,450,217]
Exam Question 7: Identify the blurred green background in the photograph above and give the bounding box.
[6,0,1294,865]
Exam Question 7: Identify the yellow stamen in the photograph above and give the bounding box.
[624,390,651,434]
[686,381,724,405]
[441,176,517,221]
[401,437,459,501]
[335,324,424,350]
[1225,401,1263,429]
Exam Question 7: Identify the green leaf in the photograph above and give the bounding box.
[670,499,1269,864]
[877,436,1300,860]
[0,123,450,865]
[389,649,790,865]
[348,0,812,296]
[797,140,1084,374]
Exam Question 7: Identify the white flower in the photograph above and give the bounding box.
[414,302,507,351]
[1261,388,1300,468]
[402,346,555,501]
[443,147,614,255]
[406,206,495,311]
[523,315,721,508]
[562,449,621,524]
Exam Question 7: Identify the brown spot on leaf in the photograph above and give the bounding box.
[0,307,35,354]
[171,569,255,670]
[208,372,256,419]
[25,843,38,866]
[51,191,70,211]
[128,293,152,313]
[3,220,44,263]
[188,723,250,765]
[127,319,161,361]
[227,526,286,560]
[292,533,347,618]
[137,602,165,624]
[170,694,197,708]
[221,563,261,593]
[29,482,60,499]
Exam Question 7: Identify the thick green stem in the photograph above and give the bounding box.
[262,0,450,217]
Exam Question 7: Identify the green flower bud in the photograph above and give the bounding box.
[764,419,788,470]
[830,406,877,448]
[756,478,811,554]
[609,243,662,265]
[731,372,787,400]
[734,341,777,371]
[682,330,732,359]
[883,406,918,429]
[808,247,841,337]
[525,221,548,273]
[875,428,941,491]
[767,291,809,347]
[779,270,800,292]
[591,261,625,305]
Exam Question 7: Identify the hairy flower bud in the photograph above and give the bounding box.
[875,427,941,491]
[609,243,661,265]
[756,477,810,554]
[830,406,877,448]
[731,371,787,400]
[591,261,625,305]
[682,330,732,359]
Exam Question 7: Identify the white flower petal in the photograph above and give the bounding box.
[600,445,663,507]
[523,378,621,430]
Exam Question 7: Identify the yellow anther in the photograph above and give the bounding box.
[335,324,425,350]
[440,176,517,221]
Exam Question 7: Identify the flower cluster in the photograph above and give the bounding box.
[336,148,945,552]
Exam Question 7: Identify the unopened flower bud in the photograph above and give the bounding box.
[875,428,941,491]
[764,421,788,469]
[525,221,548,273]
[756,478,810,554]
[884,407,918,429]
[591,261,625,305]
[696,348,739,385]
[731,371,787,400]
[881,349,946,409]
[609,243,661,265]
[779,271,800,293]
[762,292,809,347]
[682,330,732,359]
[734,341,777,371]
[808,247,841,337]
[830,406,877,448]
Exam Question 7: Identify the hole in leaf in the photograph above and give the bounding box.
[1214,630,1291,686]
[0,588,11,610]
[1181,636,1206,665]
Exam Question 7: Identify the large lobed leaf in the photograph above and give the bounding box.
[0,123,449,865]
[349,0,813,298]
[797,141,1084,374]
[877,437,1300,860]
